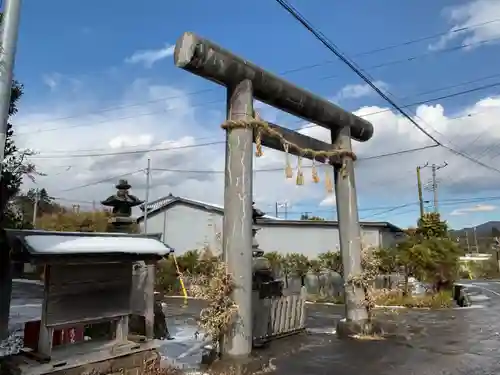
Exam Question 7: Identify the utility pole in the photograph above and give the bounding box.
[430,162,447,213]
[32,188,39,228]
[0,0,22,342]
[144,158,151,234]
[275,202,278,218]
[422,162,447,213]
[473,227,479,253]
[494,237,500,273]
[0,0,22,172]
[416,163,428,218]
[465,232,471,254]
[276,201,288,219]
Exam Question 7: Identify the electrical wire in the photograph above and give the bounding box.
[13,18,500,134]
[27,80,500,159]
[274,0,500,176]
[59,169,145,193]
[47,193,500,220]
[321,35,500,81]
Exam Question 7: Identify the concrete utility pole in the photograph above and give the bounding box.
[222,79,254,357]
[465,232,471,253]
[0,0,22,342]
[0,0,22,170]
[143,158,151,234]
[495,237,500,273]
[32,188,39,228]
[422,162,447,213]
[430,162,447,213]
[332,127,368,324]
[416,163,428,218]
[275,201,288,219]
[473,227,479,253]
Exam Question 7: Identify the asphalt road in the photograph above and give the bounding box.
[4,280,500,374]
[459,279,500,301]
[163,293,500,375]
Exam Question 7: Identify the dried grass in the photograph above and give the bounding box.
[189,261,238,344]
[346,247,382,319]
[374,289,453,309]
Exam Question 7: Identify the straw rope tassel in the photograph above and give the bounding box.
[284,143,293,179]
[219,116,357,186]
[296,156,304,186]
[325,166,334,193]
[312,159,320,183]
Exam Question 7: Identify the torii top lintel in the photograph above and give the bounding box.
[174,32,374,142]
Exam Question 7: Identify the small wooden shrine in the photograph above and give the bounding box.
[2,229,172,375]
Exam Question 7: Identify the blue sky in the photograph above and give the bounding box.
[11,0,500,230]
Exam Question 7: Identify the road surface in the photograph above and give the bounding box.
[3,279,500,374]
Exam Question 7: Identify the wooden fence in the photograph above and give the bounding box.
[253,287,307,345]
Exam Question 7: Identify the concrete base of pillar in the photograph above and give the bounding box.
[337,318,395,339]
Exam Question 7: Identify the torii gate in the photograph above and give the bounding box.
[174,32,374,358]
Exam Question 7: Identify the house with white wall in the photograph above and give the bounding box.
[137,194,404,258]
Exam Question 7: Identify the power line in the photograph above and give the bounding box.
[15,98,223,136]
[13,19,500,136]
[274,0,438,144]
[27,80,500,159]
[20,40,500,139]
[59,169,144,193]
[48,145,435,193]
[14,88,215,128]
[352,18,500,57]
[46,194,500,218]
[321,35,500,81]
[31,141,225,160]
[274,0,500,177]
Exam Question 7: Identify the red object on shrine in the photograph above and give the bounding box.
[23,320,84,351]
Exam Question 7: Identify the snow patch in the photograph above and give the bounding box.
[23,235,172,255]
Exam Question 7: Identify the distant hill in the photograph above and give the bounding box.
[450,221,500,253]
[450,221,500,239]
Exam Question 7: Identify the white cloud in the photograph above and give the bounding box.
[125,44,175,68]
[41,73,83,94]
[430,0,500,50]
[319,194,336,207]
[333,81,388,102]
[450,204,497,216]
[13,74,500,225]
[42,73,62,91]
